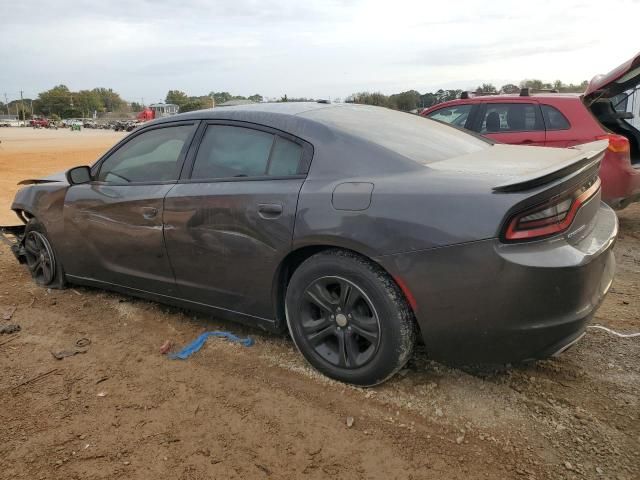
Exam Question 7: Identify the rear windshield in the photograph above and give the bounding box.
[301,105,490,164]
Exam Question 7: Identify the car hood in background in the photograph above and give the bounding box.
[585,51,640,99]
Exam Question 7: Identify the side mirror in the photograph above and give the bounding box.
[66,166,92,185]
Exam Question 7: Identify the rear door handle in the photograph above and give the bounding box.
[520,139,534,144]
[141,207,158,219]
[258,203,283,219]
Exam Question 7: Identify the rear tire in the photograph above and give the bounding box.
[285,249,416,386]
[23,219,66,289]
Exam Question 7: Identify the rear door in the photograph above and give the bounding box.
[163,121,312,319]
[474,102,546,145]
[62,122,198,295]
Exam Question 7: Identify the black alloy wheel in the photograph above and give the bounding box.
[23,230,57,285]
[286,249,416,386]
[300,276,381,369]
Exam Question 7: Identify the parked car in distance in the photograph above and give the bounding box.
[30,117,56,129]
[421,52,640,209]
[1,103,617,386]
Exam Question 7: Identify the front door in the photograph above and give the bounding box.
[163,122,311,319]
[475,102,546,146]
[62,122,198,295]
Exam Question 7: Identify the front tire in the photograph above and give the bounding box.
[285,249,416,386]
[23,219,65,288]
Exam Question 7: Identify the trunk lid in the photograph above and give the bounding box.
[428,141,607,192]
[584,51,640,100]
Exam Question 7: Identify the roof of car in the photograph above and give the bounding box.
[149,102,490,168]
[157,101,334,121]
[421,93,583,114]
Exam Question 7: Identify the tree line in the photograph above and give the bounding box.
[347,79,590,112]
[0,78,590,119]
[1,85,128,120]
[164,90,264,113]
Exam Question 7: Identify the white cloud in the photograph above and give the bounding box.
[1,0,639,102]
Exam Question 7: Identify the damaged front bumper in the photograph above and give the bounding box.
[0,225,27,264]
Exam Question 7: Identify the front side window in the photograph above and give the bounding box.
[480,103,543,133]
[428,104,472,127]
[541,104,570,130]
[98,125,194,183]
[191,125,303,179]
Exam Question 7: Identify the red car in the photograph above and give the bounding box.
[421,52,640,209]
[30,118,50,128]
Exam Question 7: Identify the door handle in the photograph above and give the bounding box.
[141,207,158,219]
[258,203,283,219]
[520,139,534,144]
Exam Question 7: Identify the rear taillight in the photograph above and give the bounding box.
[597,133,630,154]
[504,177,601,241]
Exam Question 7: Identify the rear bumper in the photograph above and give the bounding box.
[377,202,618,364]
[600,157,640,209]
[0,225,27,263]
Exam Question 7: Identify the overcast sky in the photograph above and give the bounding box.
[1,0,639,103]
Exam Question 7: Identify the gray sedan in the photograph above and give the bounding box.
[1,103,617,385]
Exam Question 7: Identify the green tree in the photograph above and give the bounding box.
[130,102,143,112]
[75,90,103,117]
[349,92,393,107]
[389,90,421,111]
[92,88,125,112]
[500,84,520,94]
[37,85,73,116]
[165,90,189,107]
[475,83,497,95]
[209,92,233,105]
[248,94,263,103]
[7,100,31,119]
[419,92,439,109]
[519,79,552,90]
[434,89,462,103]
[180,99,209,113]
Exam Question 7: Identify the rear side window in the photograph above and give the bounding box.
[268,137,303,175]
[191,125,303,179]
[301,105,489,166]
[541,104,570,130]
[480,103,543,133]
[427,104,472,128]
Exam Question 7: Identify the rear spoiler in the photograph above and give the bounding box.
[492,141,608,193]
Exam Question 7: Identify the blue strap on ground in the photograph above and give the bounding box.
[169,331,254,359]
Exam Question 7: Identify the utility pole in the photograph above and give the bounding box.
[4,93,8,115]
[211,94,215,109]
[20,90,25,123]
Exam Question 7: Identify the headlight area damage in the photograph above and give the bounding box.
[0,224,27,264]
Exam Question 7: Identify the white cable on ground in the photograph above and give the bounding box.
[587,325,640,338]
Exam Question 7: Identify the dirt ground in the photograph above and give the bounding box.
[0,128,638,480]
